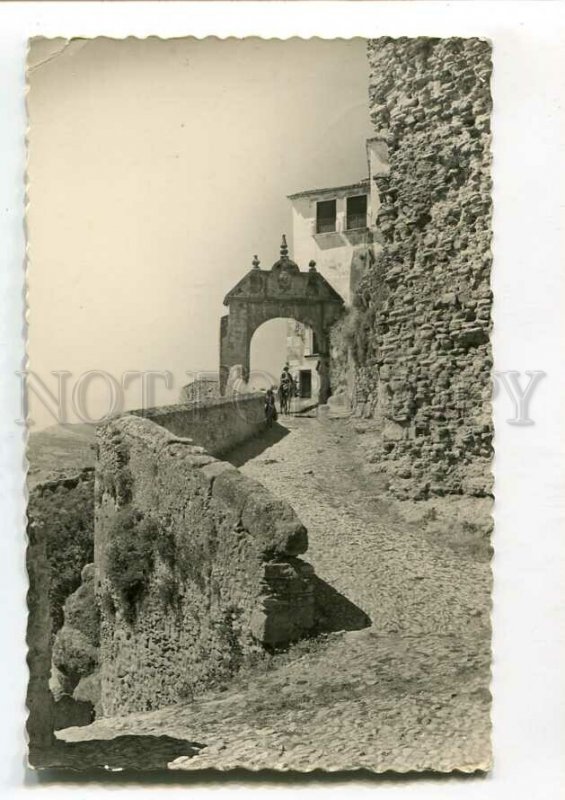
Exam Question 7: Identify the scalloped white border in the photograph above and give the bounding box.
[2,2,565,798]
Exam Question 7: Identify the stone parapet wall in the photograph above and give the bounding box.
[95,413,315,716]
[130,393,265,458]
[341,38,493,499]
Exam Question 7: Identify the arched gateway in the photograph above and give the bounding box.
[220,236,345,397]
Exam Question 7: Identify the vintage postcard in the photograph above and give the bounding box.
[26,36,493,773]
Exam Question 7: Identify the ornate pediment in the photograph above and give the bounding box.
[223,236,345,307]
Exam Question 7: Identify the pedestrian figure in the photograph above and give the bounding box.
[278,364,296,415]
[264,387,277,427]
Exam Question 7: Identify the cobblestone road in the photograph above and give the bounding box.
[60,415,492,773]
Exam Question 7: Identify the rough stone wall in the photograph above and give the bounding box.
[131,394,266,459]
[26,471,95,748]
[346,38,493,499]
[96,413,315,716]
[51,563,100,725]
[180,378,220,404]
[26,516,56,759]
[27,469,95,630]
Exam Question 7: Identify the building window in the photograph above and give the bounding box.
[316,199,337,234]
[311,330,320,355]
[346,194,367,230]
[304,329,319,357]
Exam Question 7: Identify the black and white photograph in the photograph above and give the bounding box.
[24,32,497,773]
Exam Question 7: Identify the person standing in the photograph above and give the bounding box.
[279,365,295,414]
[264,387,277,427]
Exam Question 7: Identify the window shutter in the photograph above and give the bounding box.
[346,194,367,230]
[316,199,337,234]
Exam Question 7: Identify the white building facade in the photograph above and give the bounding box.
[284,138,388,401]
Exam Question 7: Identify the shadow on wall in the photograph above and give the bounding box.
[313,576,372,634]
[350,244,377,297]
[223,424,372,635]
[223,422,290,468]
[313,229,370,251]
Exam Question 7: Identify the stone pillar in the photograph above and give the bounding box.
[366,137,390,228]
[316,354,331,404]
[219,315,229,394]
[219,305,250,395]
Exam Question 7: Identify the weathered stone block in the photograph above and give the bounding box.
[241,491,308,556]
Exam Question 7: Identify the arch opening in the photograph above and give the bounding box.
[249,317,321,401]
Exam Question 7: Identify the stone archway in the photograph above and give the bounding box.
[220,236,345,397]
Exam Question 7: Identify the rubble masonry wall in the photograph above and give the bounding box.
[341,38,493,499]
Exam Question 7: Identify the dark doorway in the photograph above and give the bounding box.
[299,369,312,398]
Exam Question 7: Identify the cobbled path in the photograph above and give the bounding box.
[60,415,491,772]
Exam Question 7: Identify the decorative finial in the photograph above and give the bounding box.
[252,255,260,269]
[280,234,289,259]
[309,260,317,272]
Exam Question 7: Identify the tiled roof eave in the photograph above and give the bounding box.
[287,179,370,201]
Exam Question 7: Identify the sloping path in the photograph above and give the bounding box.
[60,415,491,772]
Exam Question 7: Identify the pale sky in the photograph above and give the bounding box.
[27,36,373,429]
